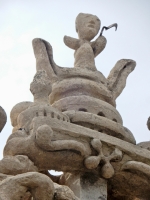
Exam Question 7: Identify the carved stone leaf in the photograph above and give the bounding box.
[107,59,136,100]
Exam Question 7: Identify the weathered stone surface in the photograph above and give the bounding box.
[0,155,38,175]
[137,141,150,151]
[0,172,54,200]
[59,170,150,199]
[32,38,58,82]
[54,67,107,84]
[4,117,91,171]
[10,101,32,132]
[84,140,122,179]
[75,13,100,41]
[0,173,12,181]
[54,183,79,200]
[36,124,90,156]
[50,77,114,106]
[80,173,107,200]
[48,58,136,107]
[10,71,70,135]
[122,161,150,178]
[30,70,52,104]
[108,172,150,199]
[4,116,150,174]
[107,59,136,100]
[136,118,150,152]
[59,173,81,198]
[33,36,135,107]
[0,172,79,200]
[0,106,7,132]
[52,95,123,124]
[1,12,147,200]
[59,172,107,199]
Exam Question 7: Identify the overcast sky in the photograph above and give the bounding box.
[0,0,150,160]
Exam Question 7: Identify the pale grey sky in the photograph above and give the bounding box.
[0,0,150,159]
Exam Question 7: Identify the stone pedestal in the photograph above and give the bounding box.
[80,173,107,200]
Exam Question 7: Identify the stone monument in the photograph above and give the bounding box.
[0,13,150,200]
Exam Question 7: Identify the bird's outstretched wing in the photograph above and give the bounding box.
[64,36,80,50]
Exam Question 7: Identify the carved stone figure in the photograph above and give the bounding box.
[64,13,105,71]
[1,12,150,200]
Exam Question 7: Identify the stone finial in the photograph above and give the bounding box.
[107,59,136,100]
[64,13,107,71]
[1,12,146,200]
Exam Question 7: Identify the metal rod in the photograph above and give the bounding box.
[100,23,118,36]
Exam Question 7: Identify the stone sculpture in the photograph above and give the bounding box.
[0,12,150,199]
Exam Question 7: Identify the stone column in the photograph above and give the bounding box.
[80,173,107,200]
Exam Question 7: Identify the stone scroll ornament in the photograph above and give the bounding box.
[2,12,150,200]
[84,139,122,179]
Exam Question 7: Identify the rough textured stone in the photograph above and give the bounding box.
[107,59,136,100]
[1,12,150,200]
[64,110,135,144]
[0,172,79,200]
[80,173,107,200]
[10,101,32,133]
[54,183,79,200]
[0,106,7,132]
[0,155,38,175]
[0,172,54,200]
[136,117,150,151]
[52,95,123,124]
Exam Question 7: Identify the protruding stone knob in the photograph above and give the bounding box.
[147,117,150,130]
[0,106,7,132]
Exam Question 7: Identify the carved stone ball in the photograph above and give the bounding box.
[0,106,7,132]
[10,102,32,127]
[75,13,100,41]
